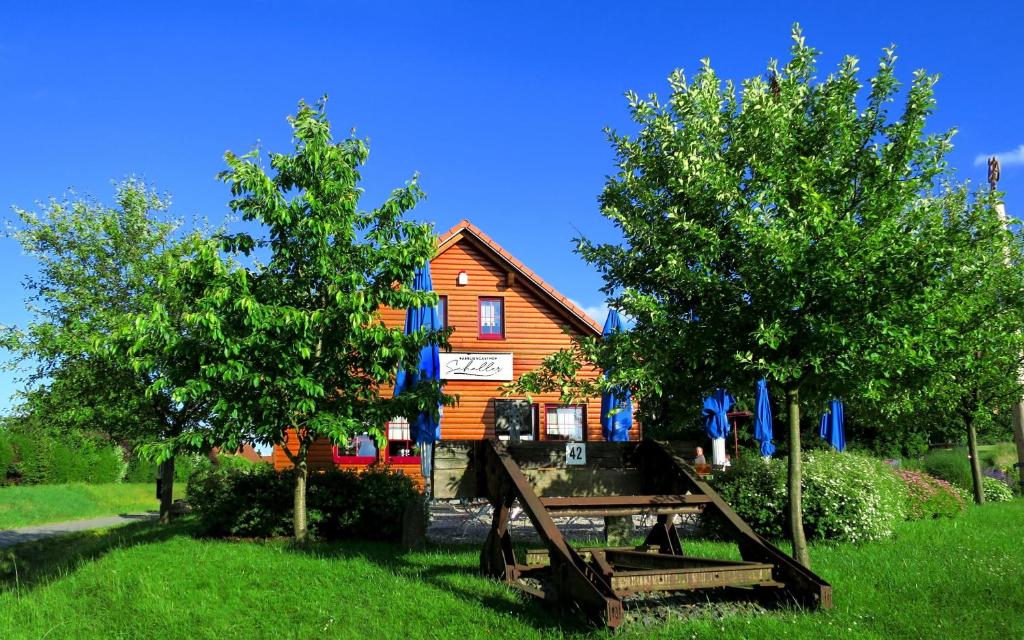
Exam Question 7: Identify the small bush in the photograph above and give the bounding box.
[893,469,966,519]
[707,456,788,539]
[9,432,52,484]
[982,476,1015,503]
[923,449,973,489]
[0,431,14,484]
[187,464,419,541]
[709,451,909,543]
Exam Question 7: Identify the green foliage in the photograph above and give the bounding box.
[922,448,973,489]
[0,430,15,485]
[186,465,418,541]
[124,99,452,538]
[186,464,292,538]
[126,98,451,461]
[2,181,192,446]
[123,454,211,483]
[707,456,788,538]
[801,451,908,542]
[710,451,908,542]
[982,476,1015,502]
[4,420,126,485]
[574,26,987,418]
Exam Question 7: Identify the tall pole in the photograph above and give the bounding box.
[990,157,1024,493]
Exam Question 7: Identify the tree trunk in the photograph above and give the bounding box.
[158,456,175,525]
[966,414,985,505]
[294,459,309,543]
[1011,399,1024,494]
[786,387,810,568]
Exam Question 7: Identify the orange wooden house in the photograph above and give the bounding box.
[272,220,640,483]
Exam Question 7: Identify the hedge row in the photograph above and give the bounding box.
[186,464,419,541]
[708,450,975,544]
[1,429,127,485]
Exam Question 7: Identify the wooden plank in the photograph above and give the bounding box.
[525,468,645,498]
[603,550,770,571]
[609,565,776,593]
[539,495,709,517]
[541,495,710,508]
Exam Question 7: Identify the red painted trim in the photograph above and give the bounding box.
[542,403,587,442]
[332,446,377,465]
[478,296,505,340]
[389,455,421,465]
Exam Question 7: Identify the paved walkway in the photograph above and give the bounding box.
[0,513,157,549]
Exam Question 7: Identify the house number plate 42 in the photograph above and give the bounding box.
[565,442,587,465]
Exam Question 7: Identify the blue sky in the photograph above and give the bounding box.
[2,1,1022,411]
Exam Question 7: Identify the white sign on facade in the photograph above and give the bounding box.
[565,442,587,465]
[439,352,514,381]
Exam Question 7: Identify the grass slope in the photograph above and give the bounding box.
[0,483,183,530]
[0,501,1021,639]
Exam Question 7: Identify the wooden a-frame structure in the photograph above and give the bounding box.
[433,439,832,629]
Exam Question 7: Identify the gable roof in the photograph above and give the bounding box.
[436,220,602,336]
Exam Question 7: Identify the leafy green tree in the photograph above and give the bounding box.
[126,99,452,542]
[3,181,210,521]
[513,27,1021,567]
[901,185,1024,504]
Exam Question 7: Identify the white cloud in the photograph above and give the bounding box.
[569,298,610,325]
[974,144,1024,168]
[569,299,635,328]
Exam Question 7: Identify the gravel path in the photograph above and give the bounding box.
[426,501,699,544]
[0,513,158,549]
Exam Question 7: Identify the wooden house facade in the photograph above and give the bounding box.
[272,220,640,483]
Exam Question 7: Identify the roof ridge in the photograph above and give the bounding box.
[435,220,601,335]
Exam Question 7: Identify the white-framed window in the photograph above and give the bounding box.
[386,416,417,458]
[387,416,411,442]
[545,405,585,441]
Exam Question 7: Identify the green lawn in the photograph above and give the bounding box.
[0,483,183,530]
[0,500,1021,639]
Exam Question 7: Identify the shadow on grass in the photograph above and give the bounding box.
[0,518,195,593]
[287,540,594,634]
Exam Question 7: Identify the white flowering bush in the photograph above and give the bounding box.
[708,450,909,543]
[982,476,1015,503]
[802,450,908,543]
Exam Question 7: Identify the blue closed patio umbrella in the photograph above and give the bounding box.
[754,378,776,457]
[702,389,734,440]
[819,398,846,452]
[600,309,632,441]
[394,263,443,487]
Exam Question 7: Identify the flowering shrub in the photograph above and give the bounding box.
[709,451,908,543]
[801,450,908,543]
[893,469,966,519]
[982,476,1015,503]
